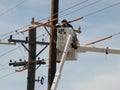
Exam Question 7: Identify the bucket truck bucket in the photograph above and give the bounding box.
[56,27,78,62]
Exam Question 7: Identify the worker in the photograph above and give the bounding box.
[61,19,73,28]
[61,19,81,33]
[61,19,79,49]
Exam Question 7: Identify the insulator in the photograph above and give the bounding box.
[10,35,12,40]
[42,59,44,61]
[42,39,44,42]
[10,60,12,62]
[38,57,40,60]
[38,76,40,80]
[106,47,109,55]
[14,61,16,63]
[19,59,22,61]
[15,30,19,34]
[40,76,44,85]
[26,37,28,41]
[31,17,34,24]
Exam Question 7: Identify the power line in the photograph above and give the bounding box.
[0,1,118,38]
[1,1,120,42]
[55,0,89,17]
[111,32,120,37]
[0,0,95,38]
[20,0,101,33]
[0,0,88,38]
[84,2,120,17]
[0,64,16,71]
[0,0,28,39]
[0,46,21,58]
[20,2,120,34]
[0,71,16,79]
[60,0,102,18]
[0,67,10,71]
[37,0,89,22]
[0,0,27,17]
[0,45,21,71]
[60,2,120,23]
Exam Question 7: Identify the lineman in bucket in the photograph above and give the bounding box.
[59,19,81,49]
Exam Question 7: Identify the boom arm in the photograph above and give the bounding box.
[77,45,120,55]
[51,35,72,90]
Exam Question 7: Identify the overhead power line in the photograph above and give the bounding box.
[84,2,120,17]
[112,32,120,37]
[20,1,120,33]
[52,0,89,19]
[61,0,102,18]
[0,46,21,58]
[1,1,120,39]
[0,0,101,38]
[0,71,16,79]
[0,0,27,17]
[19,0,104,33]
[61,2,120,22]
[0,0,88,38]
[37,0,89,22]
[0,63,16,71]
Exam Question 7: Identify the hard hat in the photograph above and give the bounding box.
[62,19,67,23]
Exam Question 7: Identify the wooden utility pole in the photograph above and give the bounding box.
[9,27,47,90]
[27,27,36,90]
[48,0,59,90]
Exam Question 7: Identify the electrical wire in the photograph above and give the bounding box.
[1,0,120,39]
[37,0,89,22]
[0,1,120,43]
[0,0,28,40]
[0,26,29,41]
[0,45,21,58]
[56,1,120,22]
[60,1,120,25]
[0,0,27,17]
[0,64,16,71]
[37,33,47,39]
[0,71,16,79]
[0,63,8,68]
[0,0,89,38]
[0,67,9,71]
[18,0,103,33]
[0,0,100,39]
[0,45,22,71]
[55,0,89,17]
[112,32,120,37]
[0,24,30,38]
[0,64,7,70]
[60,0,102,18]
[84,2,120,17]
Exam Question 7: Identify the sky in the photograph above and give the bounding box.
[0,0,120,90]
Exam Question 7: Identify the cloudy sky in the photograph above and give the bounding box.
[0,0,120,90]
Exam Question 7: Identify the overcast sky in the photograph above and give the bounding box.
[0,0,120,90]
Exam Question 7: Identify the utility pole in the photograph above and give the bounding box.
[27,27,36,90]
[48,0,59,90]
[9,27,47,90]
